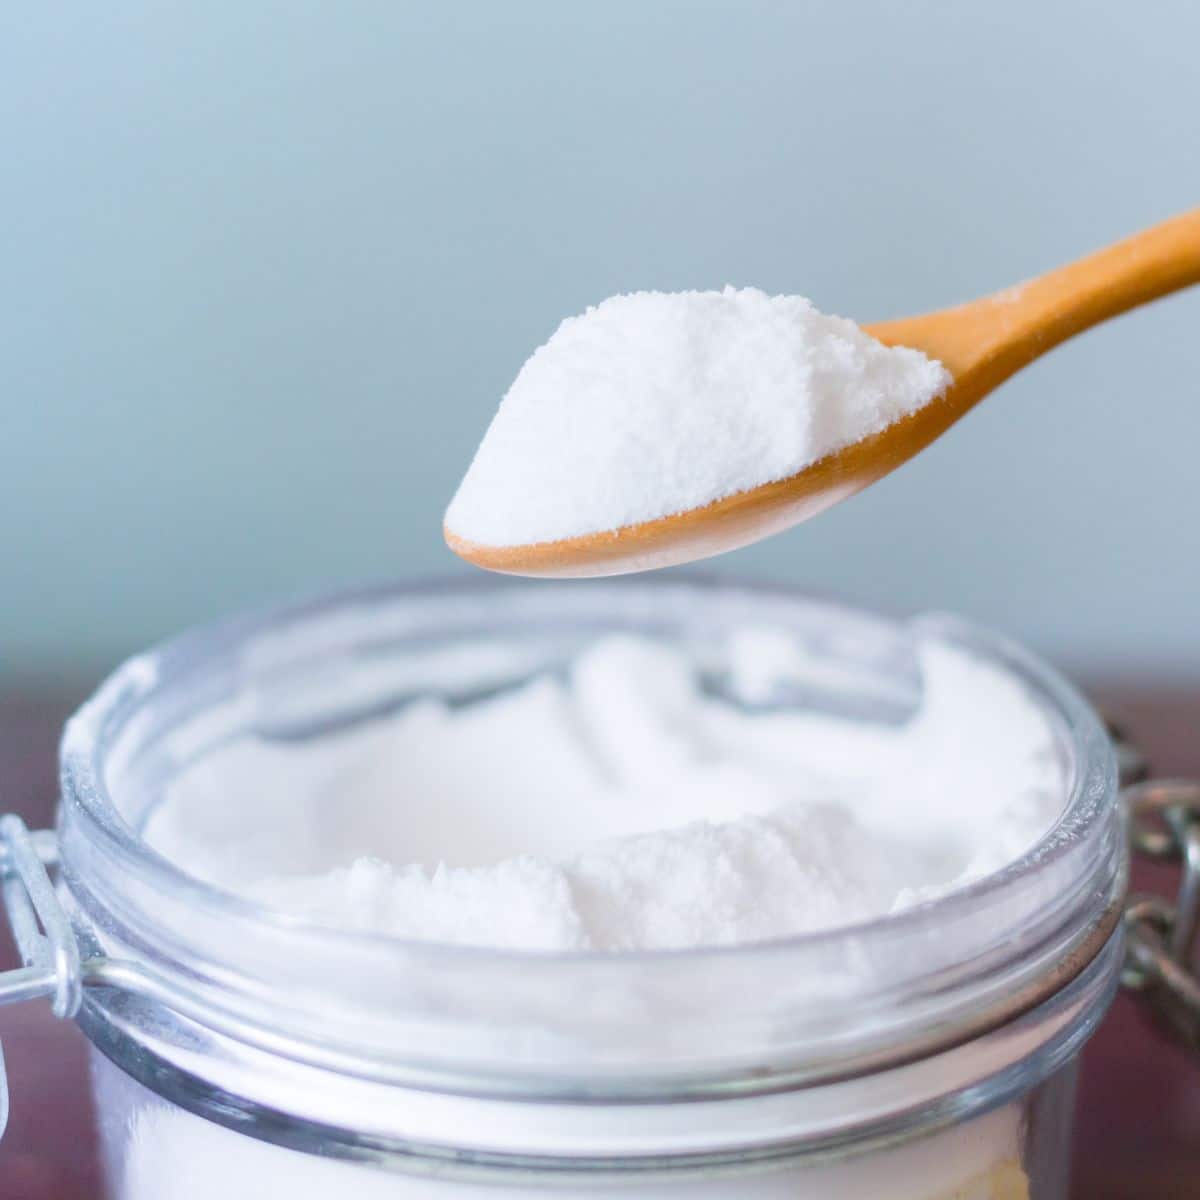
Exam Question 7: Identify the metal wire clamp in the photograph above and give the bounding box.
[0,815,81,1019]
[1122,779,1200,1051]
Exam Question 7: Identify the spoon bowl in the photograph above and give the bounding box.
[446,209,1200,578]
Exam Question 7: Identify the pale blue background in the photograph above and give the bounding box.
[2,2,1198,678]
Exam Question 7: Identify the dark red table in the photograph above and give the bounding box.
[1,683,1198,1198]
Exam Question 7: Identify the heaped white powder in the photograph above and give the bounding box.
[124,629,1053,1199]
[444,288,951,547]
[145,633,1062,952]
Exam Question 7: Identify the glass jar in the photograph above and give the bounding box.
[18,580,1134,1197]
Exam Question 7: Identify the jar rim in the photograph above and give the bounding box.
[60,575,1118,962]
[57,576,1126,1097]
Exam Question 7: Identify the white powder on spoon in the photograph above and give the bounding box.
[445,287,950,547]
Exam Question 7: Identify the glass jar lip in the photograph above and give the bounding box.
[59,573,1119,970]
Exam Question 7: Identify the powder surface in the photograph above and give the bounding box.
[124,630,1051,1196]
[145,632,1062,952]
[445,288,951,547]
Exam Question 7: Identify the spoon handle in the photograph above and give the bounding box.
[871,208,1200,401]
[982,206,1200,349]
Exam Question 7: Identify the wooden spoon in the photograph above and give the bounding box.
[446,208,1200,578]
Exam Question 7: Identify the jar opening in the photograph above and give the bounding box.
[58,579,1125,1101]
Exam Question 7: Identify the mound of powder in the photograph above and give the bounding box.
[445,288,951,547]
[144,633,1062,952]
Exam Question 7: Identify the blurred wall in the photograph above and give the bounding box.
[2,1,1198,679]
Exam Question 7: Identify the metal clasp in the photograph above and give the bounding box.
[1121,778,1200,1050]
[0,815,83,1142]
[0,816,80,1018]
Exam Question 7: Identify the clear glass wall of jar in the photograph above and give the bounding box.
[48,580,1125,1199]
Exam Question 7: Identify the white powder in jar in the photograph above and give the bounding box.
[107,1060,1027,1200]
[444,288,951,547]
[118,627,1062,1199]
[145,632,1062,952]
